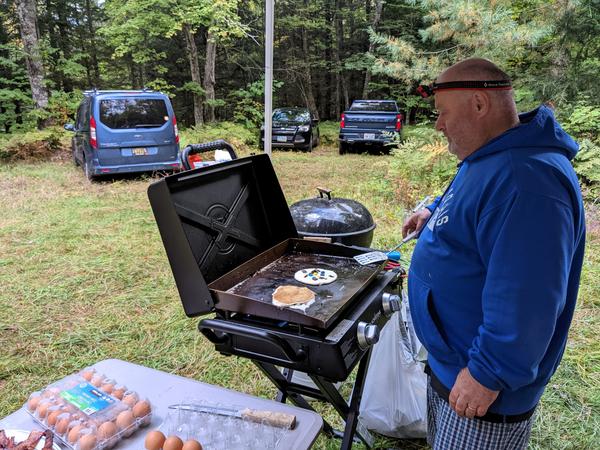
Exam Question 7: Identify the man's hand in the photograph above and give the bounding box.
[402,209,432,237]
[449,367,499,419]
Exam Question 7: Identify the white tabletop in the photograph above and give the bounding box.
[0,359,323,450]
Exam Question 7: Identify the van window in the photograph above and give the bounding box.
[99,98,169,129]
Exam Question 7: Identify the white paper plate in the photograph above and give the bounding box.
[2,429,61,450]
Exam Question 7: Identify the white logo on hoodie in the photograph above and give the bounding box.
[428,189,454,231]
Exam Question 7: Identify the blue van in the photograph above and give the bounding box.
[65,90,181,180]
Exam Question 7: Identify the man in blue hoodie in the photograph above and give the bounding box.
[403,58,586,449]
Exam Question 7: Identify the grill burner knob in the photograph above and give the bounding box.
[357,322,380,350]
[381,292,401,317]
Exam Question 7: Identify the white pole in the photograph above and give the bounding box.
[264,0,274,157]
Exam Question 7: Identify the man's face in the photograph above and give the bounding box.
[434,90,481,161]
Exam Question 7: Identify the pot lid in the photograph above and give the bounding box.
[290,188,375,236]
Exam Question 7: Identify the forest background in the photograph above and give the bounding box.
[0,0,599,164]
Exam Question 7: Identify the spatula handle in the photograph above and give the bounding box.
[241,408,297,429]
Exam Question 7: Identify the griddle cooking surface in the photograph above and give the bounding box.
[227,252,377,324]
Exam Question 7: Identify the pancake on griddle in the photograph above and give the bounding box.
[272,285,316,307]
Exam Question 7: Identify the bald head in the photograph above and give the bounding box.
[434,58,520,160]
[438,58,511,83]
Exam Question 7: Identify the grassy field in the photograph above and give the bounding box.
[0,137,598,449]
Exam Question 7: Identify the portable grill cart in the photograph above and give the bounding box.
[148,152,403,449]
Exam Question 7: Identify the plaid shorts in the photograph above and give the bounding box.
[427,379,535,450]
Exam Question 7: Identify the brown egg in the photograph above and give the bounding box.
[182,439,203,450]
[116,410,135,432]
[97,421,118,440]
[42,387,61,398]
[91,375,104,387]
[27,395,41,411]
[144,430,166,450]
[132,400,151,418]
[100,383,114,394]
[36,402,51,418]
[81,370,95,381]
[55,415,71,434]
[122,393,138,408]
[68,424,84,443]
[112,388,125,400]
[163,435,184,450]
[78,433,98,450]
[47,409,63,426]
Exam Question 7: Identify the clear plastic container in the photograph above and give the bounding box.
[144,401,290,450]
[24,368,153,450]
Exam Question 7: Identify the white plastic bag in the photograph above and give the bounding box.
[359,293,427,438]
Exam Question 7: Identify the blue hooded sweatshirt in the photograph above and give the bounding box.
[408,105,586,415]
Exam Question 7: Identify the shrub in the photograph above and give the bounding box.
[0,127,70,162]
[388,124,456,205]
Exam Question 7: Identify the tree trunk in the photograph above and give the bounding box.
[204,30,217,123]
[16,0,50,129]
[301,0,319,119]
[183,23,204,127]
[361,0,384,99]
[85,0,100,87]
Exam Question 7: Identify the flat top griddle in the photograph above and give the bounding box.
[209,239,383,329]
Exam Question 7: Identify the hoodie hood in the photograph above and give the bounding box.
[466,105,579,163]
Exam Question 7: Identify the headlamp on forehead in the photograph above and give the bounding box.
[416,80,512,98]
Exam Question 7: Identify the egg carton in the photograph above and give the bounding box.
[24,367,153,450]
[143,402,288,450]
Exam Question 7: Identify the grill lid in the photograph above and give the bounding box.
[290,188,375,236]
[148,154,298,316]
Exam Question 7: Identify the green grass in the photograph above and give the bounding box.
[0,142,598,449]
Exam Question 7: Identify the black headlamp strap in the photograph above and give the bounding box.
[416,80,512,98]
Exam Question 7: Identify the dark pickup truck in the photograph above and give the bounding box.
[338,100,403,154]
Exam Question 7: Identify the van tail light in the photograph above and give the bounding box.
[90,116,98,149]
[340,113,346,129]
[173,116,180,144]
[395,114,403,131]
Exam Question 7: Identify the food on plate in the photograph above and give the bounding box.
[294,268,337,285]
[0,429,54,450]
[182,439,203,450]
[272,285,315,307]
[144,430,166,450]
[163,435,184,450]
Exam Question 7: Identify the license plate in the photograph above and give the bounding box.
[364,133,376,140]
[276,136,287,142]
[132,147,147,156]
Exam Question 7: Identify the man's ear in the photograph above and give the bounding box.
[472,91,490,117]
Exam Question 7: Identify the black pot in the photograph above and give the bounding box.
[290,188,376,247]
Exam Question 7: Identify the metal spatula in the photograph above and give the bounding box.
[353,230,419,265]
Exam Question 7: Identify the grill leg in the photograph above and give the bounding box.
[310,349,374,449]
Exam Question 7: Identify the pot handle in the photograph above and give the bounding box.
[198,318,307,362]
[317,187,332,200]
